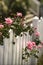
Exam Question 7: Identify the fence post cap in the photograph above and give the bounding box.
[33,16,39,20]
[40,17,43,20]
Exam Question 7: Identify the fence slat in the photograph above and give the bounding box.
[37,18,43,56]
[0,46,4,65]
[3,38,9,65]
[16,36,20,65]
[12,36,17,65]
[8,30,13,65]
[22,34,26,65]
[19,36,23,65]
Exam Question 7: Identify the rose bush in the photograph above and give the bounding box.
[0,12,42,61]
[22,27,43,60]
[0,12,33,45]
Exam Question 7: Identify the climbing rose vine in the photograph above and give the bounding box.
[0,12,43,60]
[22,27,43,60]
[0,12,34,45]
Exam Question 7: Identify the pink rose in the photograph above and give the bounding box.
[35,32,40,36]
[27,41,33,50]
[0,24,4,29]
[41,42,43,45]
[32,42,36,48]
[37,45,42,48]
[17,12,22,17]
[5,18,13,25]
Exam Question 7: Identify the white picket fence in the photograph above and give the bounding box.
[0,16,43,65]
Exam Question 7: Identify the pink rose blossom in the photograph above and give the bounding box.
[38,45,42,48]
[27,41,33,50]
[5,18,13,25]
[35,32,40,36]
[32,42,36,45]
[32,42,36,48]
[0,24,4,29]
[17,12,22,17]
[41,42,43,45]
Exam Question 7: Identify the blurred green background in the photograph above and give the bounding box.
[0,0,29,20]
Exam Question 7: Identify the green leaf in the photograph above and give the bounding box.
[34,54,39,58]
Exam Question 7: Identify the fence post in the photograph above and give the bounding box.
[37,17,43,56]
[30,16,39,65]
[32,16,39,28]
[8,29,13,65]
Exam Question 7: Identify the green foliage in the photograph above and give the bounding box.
[22,47,39,61]
[34,38,41,45]
[29,27,34,35]
[0,0,8,22]
[40,0,43,4]
[0,35,3,45]
[0,12,34,45]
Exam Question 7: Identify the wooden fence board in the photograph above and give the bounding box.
[0,46,4,65]
[3,38,9,65]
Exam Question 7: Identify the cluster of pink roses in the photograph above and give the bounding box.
[0,12,22,31]
[0,12,22,27]
[27,41,42,50]
[0,18,13,35]
[0,18,13,29]
[27,41,36,50]
[0,12,24,45]
[27,27,43,50]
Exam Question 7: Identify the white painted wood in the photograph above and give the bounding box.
[26,31,31,65]
[22,34,27,65]
[8,29,13,65]
[25,33,29,65]
[16,36,20,65]
[37,18,43,42]
[3,38,9,65]
[19,36,23,65]
[37,18,43,56]
[30,16,39,65]
[12,36,17,65]
[32,16,39,28]
[0,46,4,65]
